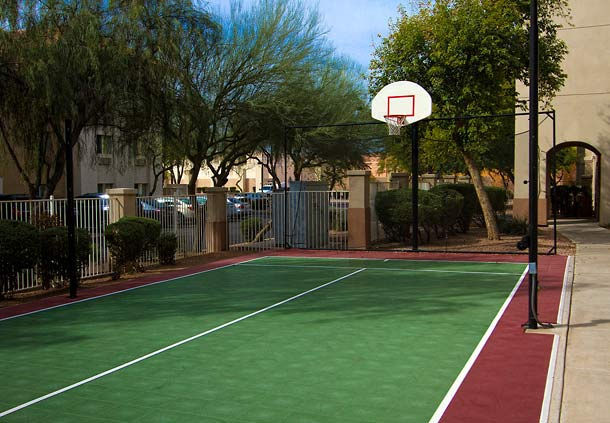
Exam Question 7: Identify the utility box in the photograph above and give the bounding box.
[273,181,330,248]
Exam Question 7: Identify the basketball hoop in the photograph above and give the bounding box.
[384,115,407,136]
[372,81,432,135]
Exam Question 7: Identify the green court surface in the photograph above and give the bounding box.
[0,256,526,422]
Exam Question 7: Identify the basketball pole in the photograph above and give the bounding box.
[411,123,419,251]
[527,0,539,329]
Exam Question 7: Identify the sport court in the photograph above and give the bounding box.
[1,255,540,422]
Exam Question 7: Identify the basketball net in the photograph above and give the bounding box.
[384,115,407,136]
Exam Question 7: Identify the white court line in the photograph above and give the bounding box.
[428,265,529,423]
[0,256,264,323]
[270,255,520,265]
[0,268,367,418]
[237,262,523,276]
[539,255,574,423]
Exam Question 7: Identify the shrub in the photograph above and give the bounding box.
[119,216,161,252]
[498,215,528,235]
[433,183,477,232]
[32,212,62,230]
[157,233,178,265]
[434,184,508,229]
[0,220,39,296]
[425,187,464,240]
[375,189,413,242]
[38,227,92,289]
[240,217,263,242]
[105,219,147,278]
[376,188,465,243]
[483,186,508,215]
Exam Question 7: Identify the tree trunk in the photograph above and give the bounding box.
[187,156,203,195]
[462,151,500,240]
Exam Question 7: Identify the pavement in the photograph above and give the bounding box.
[555,219,610,422]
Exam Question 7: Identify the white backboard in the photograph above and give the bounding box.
[371,81,432,124]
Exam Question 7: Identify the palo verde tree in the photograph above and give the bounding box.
[249,55,371,187]
[158,0,328,193]
[370,0,568,239]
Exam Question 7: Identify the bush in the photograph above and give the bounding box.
[32,212,62,230]
[105,218,147,278]
[0,220,39,296]
[38,227,92,289]
[433,183,477,232]
[157,233,178,265]
[425,187,464,240]
[240,217,263,242]
[375,189,413,242]
[119,216,161,251]
[498,215,528,235]
[375,188,464,243]
[434,184,508,229]
[483,186,508,215]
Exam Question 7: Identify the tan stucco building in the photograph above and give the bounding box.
[0,127,161,197]
[514,0,610,226]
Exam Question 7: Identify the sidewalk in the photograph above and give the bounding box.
[556,219,610,422]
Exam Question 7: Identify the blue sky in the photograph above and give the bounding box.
[210,0,405,69]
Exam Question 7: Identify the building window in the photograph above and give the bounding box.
[96,135,113,155]
[97,183,114,194]
[134,183,149,196]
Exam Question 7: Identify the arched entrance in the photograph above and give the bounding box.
[546,141,601,221]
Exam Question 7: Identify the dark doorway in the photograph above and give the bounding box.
[547,142,601,220]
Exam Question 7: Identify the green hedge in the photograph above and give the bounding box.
[432,183,508,231]
[119,216,161,251]
[482,186,508,215]
[424,187,464,241]
[498,215,528,235]
[433,183,477,232]
[375,189,413,242]
[0,220,39,296]
[158,233,178,265]
[106,217,161,278]
[38,227,91,289]
[375,189,464,243]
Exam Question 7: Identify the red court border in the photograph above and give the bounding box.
[0,250,567,423]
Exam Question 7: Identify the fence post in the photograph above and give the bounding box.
[347,170,371,249]
[107,188,137,223]
[205,187,228,252]
[390,172,409,189]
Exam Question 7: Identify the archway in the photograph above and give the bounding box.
[546,141,601,221]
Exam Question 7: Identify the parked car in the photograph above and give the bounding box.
[180,196,207,208]
[138,197,193,222]
[227,197,250,219]
[137,198,162,219]
[261,184,274,194]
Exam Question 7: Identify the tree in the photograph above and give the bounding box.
[0,0,211,198]
[550,146,578,184]
[370,0,568,239]
[249,56,372,187]
[149,0,328,194]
